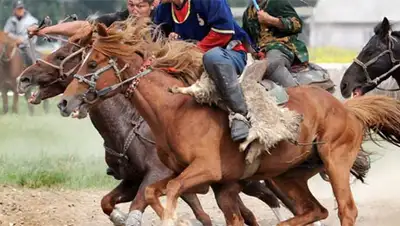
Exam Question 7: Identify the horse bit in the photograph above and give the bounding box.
[353,31,400,91]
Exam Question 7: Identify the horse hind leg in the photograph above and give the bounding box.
[12,90,19,114]
[180,193,212,226]
[24,89,33,116]
[43,99,50,114]
[1,89,8,114]
[241,180,290,222]
[272,169,329,226]
[212,182,246,226]
[318,141,359,226]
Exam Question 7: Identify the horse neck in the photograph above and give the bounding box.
[130,70,190,138]
[88,94,142,151]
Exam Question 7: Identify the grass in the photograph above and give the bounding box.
[0,98,116,189]
[309,47,358,63]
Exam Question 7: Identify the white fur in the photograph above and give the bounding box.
[169,63,302,176]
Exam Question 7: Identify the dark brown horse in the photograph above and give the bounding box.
[18,41,297,226]
[57,21,397,226]
[0,31,48,115]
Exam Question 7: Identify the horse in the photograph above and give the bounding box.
[340,17,400,98]
[17,39,300,225]
[56,19,400,226]
[0,31,49,115]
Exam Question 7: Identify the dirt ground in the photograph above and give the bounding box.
[1,143,400,226]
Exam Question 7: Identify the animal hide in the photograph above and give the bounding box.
[169,60,303,168]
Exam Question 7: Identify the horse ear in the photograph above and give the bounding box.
[374,17,391,37]
[96,23,108,37]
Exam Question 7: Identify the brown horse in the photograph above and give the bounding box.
[58,21,396,226]
[0,31,49,115]
[17,41,302,225]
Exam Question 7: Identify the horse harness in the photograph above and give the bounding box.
[73,47,154,103]
[353,31,400,91]
[103,116,155,169]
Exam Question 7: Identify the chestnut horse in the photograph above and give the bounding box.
[59,21,399,226]
[17,41,302,225]
[0,31,49,115]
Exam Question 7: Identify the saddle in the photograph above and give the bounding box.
[257,62,336,105]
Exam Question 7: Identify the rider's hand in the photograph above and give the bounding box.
[252,51,265,60]
[27,25,44,37]
[168,32,180,40]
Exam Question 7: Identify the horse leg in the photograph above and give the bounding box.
[1,89,8,114]
[319,143,359,226]
[126,172,176,226]
[43,99,50,114]
[180,193,212,226]
[12,90,19,114]
[272,168,329,226]
[242,180,291,222]
[100,180,138,225]
[24,90,33,116]
[211,182,245,226]
[237,194,259,226]
[161,160,220,225]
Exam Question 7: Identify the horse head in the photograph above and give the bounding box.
[341,17,400,98]
[17,41,86,104]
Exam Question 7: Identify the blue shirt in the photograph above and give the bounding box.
[154,0,251,47]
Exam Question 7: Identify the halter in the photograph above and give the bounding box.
[36,46,86,82]
[353,31,400,92]
[73,47,152,103]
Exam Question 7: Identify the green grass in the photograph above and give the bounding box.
[0,98,116,189]
[309,47,358,63]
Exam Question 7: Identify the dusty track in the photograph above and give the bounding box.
[1,142,400,226]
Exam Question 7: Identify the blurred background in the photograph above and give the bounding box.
[1,1,400,225]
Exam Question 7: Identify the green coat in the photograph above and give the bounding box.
[242,0,309,63]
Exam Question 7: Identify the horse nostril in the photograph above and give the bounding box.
[58,99,68,110]
[20,76,31,84]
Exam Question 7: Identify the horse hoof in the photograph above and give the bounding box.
[125,210,143,226]
[110,208,127,226]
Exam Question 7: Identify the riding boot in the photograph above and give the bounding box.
[205,63,250,142]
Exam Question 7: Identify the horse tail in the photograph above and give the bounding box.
[344,95,400,147]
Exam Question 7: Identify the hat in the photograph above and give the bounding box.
[13,0,24,9]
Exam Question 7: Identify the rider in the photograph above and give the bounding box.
[28,0,160,37]
[242,0,309,87]
[154,0,252,142]
[4,0,39,67]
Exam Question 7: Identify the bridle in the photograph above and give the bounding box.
[35,35,87,85]
[73,46,152,103]
[353,31,400,92]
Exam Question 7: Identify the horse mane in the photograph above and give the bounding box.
[91,16,204,85]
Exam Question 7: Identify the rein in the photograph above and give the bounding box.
[353,32,400,92]
[73,46,153,102]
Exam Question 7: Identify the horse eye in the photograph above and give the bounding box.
[88,61,98,69]
[56,55,65,60]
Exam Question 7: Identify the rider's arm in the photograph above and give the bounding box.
[196,0,234,52]
[259,0,302,34]
[36,21,90,37]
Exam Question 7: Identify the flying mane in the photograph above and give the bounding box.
[90,16,204,85]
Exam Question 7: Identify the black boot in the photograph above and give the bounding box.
[205,63,250,142]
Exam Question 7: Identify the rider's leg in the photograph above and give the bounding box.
[203,47,249,142]
[265,49,297,87]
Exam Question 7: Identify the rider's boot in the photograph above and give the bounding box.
[206,63,250,142]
